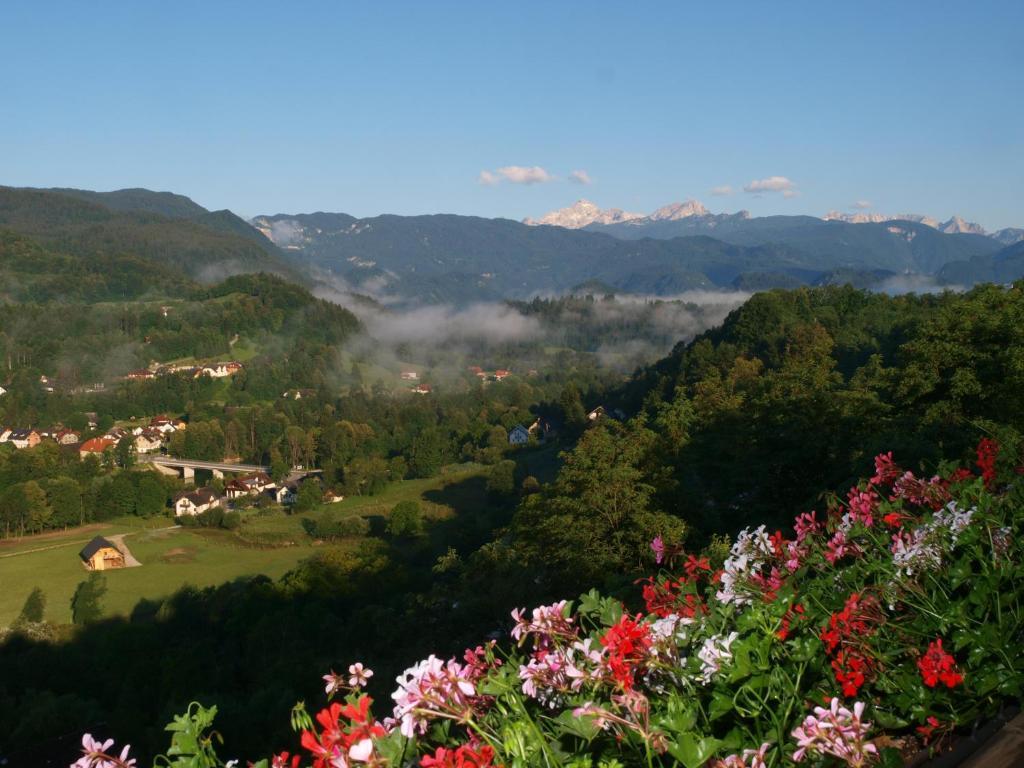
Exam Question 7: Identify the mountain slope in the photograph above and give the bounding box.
[588,214,1000,275]
[254,211,873,301]
[0,186,295,283]
[254,209,1004,303]
[938,240,1024,286]
[0,228,195,302]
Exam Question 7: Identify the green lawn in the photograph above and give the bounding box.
[0,522,317,626]
[240,463,489,541]
[0,458,546,628]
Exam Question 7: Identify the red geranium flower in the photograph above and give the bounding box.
[421,743,501,767]
[918,638,963,688]
[600,614,653,690]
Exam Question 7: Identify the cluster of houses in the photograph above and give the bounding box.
[0,414,187,458]
[123,361,243,382]
[467,366,513,382]
[173,471,342,516]
[173,472,290,516]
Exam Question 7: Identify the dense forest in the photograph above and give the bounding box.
[1,280,1021,764]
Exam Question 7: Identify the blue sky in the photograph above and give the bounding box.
[2,1,1022,229]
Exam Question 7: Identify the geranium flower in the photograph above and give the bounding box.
[348,662,373,688]
[976,437,999,488]
[918,639,963,688]
[650,535,666,564]
[600,614,654,690]
[72,734,136,768]
[421,742,500,767]
[792,698,876,766]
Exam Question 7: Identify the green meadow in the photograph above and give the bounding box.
[0,460,517,626]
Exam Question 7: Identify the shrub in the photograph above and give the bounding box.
[387,500,423,537]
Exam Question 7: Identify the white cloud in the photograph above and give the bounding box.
[852,200,872,210]
[710,185,733,196]
[568,169,592,185]
[782,189,799,199]
[497,165,554,184]
[478,165,555,186]
[743,176,796,194]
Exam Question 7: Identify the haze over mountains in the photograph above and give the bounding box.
[2,184,1022,308]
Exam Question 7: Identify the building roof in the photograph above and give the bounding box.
[80,437,115,453]
[79,536,118,561]
[176,487,219,505]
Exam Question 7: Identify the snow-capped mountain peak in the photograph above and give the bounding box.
[939,216,987,236]
[647,200,710,221]
[823,210,988,235]
[522,199,644,228]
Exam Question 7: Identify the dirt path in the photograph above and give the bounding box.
[105,534,142,567]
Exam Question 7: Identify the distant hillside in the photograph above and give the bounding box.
[256,211,960,303]
[42,186,210,219]
[0,228,195,302]
[587,214,1000,275]
[938,240,1024,286]
[0,186,295,285]
[254,208,1005,304]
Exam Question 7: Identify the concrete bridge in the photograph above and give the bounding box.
[141,455,270,483]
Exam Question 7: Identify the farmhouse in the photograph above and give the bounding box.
[225,472,274,499]
[6,429,41,449]
[79,536,125,571]
[265,484,296,505]
[133,428,163,454]
[493,369,512,381]
[80,437,116,457]
[54,428,81,445]
[196,361,243,378]
[174,487,221,516]
[400,370,419,381]
[124,369,155,381]
[508,424,530,446]
[412,383,432,395]
[528,416,561,442]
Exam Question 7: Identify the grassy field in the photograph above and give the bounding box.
[0,460,532,627]
[0,523,319,626]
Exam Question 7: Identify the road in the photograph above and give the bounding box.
[140,455,270,473]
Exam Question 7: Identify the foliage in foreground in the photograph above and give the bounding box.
[70,439,1023,767]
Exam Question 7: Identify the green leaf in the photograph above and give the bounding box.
[555,709,601,740]
[667,733,723,768]
[708,691,735,721]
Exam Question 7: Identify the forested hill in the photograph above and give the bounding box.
[0,186,296,294]
[0,228,195,302]
[610,283,1024,533]
[0,272,362,425]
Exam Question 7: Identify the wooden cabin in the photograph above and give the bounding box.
[79,536,125,571]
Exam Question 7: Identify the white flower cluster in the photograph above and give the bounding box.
[891,501,976,576]
[717,525,774,606]
[697,631,740,684]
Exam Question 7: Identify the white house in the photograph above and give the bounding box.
[508,424,530,446]
[197,362,243,379]
[174,488,221,516]
[225,472,274,499]
[400,370,419,381]
[134,429,163,454]
[265,485,296,505]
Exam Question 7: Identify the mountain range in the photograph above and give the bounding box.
[1,184,1022,307]
[524,198,1023,244]
[254,204,1015,303]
